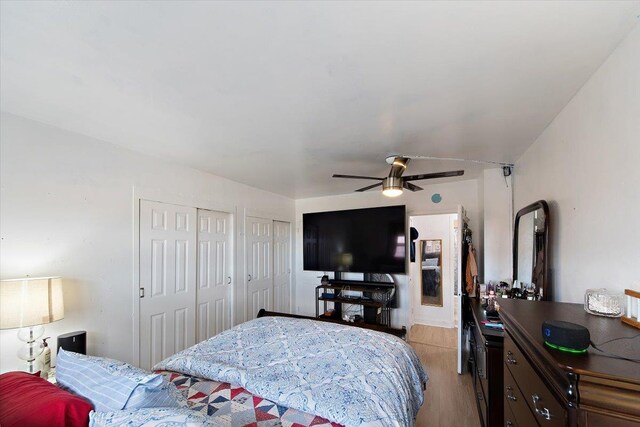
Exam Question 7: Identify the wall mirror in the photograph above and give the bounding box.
[421,239,443,306]
[513,200,550,300]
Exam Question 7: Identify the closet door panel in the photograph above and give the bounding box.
[246,216,273,319]
[140,201,197,370]
[196,209,232,343]
[273,221,291,313]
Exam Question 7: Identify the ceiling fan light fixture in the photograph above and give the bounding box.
[382,177,403,197]
[383,188,403,197]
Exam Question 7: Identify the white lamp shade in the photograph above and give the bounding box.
[0,277,64,329]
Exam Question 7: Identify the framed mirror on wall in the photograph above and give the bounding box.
[513,200,550,301]
[421,239,443,306]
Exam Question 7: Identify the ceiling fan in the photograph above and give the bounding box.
[332,156,465,197]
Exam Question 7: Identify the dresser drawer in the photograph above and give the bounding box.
[504,333,566,427]
[504,389,519,427]
[504,364,538,427]
[478,390,488,427]
[473,364,488,427]
[474,324,489,400]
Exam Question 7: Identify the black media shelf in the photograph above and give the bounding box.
[316,280,394,327]
[318,297,384,308]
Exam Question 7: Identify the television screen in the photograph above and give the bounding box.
[303,205,406,273]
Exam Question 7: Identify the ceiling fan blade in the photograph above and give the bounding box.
[403,181,423,192]
[333,174,384,181]
[403,170,465,181]
[355,182,383,192]
[388,157,410,178]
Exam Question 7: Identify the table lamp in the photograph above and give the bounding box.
[0,277,64,372]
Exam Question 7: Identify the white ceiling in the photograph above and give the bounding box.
[1,1,639,198]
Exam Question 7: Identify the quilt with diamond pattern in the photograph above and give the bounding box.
[163,370,341,426]
[89,370,341,426]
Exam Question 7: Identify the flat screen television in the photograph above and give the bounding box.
[303,205,406,274]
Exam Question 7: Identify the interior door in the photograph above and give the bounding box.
[273,221,291,313]
[456,205,464,374]
[246,216,273,319]
[139,200,197,369]
[196,209,232,342]
[409,214,456,328]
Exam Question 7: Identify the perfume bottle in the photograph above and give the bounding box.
[486,289,496,313]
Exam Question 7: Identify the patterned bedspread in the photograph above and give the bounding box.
[89,371,341,426]
[154,316,428,427]
[164,371,341,426]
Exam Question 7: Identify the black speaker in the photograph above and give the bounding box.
[57,331,87,355]
[541,320,590,353]
[363,306,378,324]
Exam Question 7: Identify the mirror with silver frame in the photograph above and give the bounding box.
[513,200,550,301]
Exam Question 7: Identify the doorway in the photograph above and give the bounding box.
[409,212,460,328]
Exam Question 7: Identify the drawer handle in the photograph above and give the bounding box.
[532,394,552,421]
[506,386,517,401]
[506,350,518,365]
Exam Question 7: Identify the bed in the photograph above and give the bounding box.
[23,313,427,427]
[145,313,428,427]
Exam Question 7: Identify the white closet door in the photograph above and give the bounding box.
[246,216,273,319]
[196,209,232,342]
[273,221,291,313]
[139,200,197,370]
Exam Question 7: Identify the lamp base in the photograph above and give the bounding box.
[17,326,44,373]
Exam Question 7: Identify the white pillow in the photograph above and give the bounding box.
[56,349,181,412]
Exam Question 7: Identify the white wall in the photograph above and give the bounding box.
[0,113,295,372]
[294,179,480,328]
[483,168,513,283]
[513,24,640,303]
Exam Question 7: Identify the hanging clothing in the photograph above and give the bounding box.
[466,245,478,294]
[532,249,545,289]
[409,227,419,262]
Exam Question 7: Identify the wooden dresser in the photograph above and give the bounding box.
[499,299,640,426]
[469,297,504,427]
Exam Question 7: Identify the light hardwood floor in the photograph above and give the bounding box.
[409,325,480,427]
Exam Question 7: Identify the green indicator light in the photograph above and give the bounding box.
[544,340,587,354]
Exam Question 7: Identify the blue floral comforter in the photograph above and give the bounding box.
[154,316,428,427]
